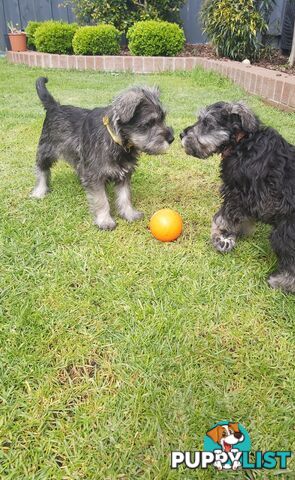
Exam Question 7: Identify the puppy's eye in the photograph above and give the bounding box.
[145,119,156,128]
[222,431,227,437]
[229,429,234,434]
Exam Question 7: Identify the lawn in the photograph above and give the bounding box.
[0,58,294,479]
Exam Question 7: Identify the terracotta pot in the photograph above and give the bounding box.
[8,32,27,52]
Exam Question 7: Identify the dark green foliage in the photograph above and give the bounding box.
[72,25,121,55]
[65,0,186,32]
[25,21,43,50]
[127,20,185,56]
[35,21,79,54]
[200,0,268,61]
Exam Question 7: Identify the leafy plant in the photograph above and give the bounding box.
[127,20,185,56]
[64,0,186,32]
[7,21,22,34]
[72,25,121,55]
[34,21,79,54]
[25,21,43,49]
[200,0,268,61]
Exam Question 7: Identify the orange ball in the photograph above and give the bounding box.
[149,208,183,242]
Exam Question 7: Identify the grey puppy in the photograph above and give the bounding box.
[181,101,295,293]
[31,77,174,230]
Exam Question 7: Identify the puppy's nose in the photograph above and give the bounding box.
[167,127,174,145]
[234,432,243,440]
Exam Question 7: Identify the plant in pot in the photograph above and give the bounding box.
[7,21,27,52]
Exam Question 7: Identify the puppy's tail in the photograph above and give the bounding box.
[36,77,58,111]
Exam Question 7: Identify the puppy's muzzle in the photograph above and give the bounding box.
[180,126,191,140]
[166,127,174,144]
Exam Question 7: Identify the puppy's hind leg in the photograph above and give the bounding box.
[30,144,57,199]
[86,183,116,231]
[268,219,295,293]
[115,177,143,222]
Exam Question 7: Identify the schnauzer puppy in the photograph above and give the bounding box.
[31,77,174,230]
[181,101,295,293]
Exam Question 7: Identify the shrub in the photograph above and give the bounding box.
[35,21,79,54]
[200,0,268,61]
[127,20,185,56]
[72,25,121,55]
[65,0,186,32]
[25,21,43,49]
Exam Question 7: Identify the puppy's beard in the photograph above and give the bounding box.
[182,130,229,158]
[181,137,208,158]
[130,133,169,155]
[148,140,169,155]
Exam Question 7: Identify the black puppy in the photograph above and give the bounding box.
[31,77,174,230]
[181,101,295,293]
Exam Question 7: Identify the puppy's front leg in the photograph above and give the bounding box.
[211,210,237,253]
[86,184,116,230]
[115,178,143,222]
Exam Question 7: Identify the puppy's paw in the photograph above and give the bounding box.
[95,217,116,231]
[212,234,236,253]
[30,187,50,199]
[268,272,295,293]
[121,209,144,222]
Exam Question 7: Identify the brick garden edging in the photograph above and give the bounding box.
[7,51,295,112]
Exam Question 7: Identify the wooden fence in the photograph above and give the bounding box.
[0,0,75,50]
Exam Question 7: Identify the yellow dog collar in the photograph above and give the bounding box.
[103,115,133,151]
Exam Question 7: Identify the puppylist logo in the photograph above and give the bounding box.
[171,421,292,471]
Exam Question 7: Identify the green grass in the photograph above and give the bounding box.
[0,59,294,479]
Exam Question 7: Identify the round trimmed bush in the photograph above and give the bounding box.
[25,21,43,49]
[127,20,185,56]
[35,21,79,54]
[72,25,121,55]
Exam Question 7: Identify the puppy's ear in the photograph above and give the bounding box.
[151,85,160,98]
[228,422,239,433]
[206,426,222,444]
[114,90,143,124]
[230,102,259,133]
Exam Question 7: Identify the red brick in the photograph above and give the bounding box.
[133,56,143,73]
[288,89,295,108]
[85,56,95,70]
[153,57,164,72]
[123,56,133,72]
[194,57,205,68]
[174,57,185,70]
[184,57,195,70]
[59,55,68,69]
[93,56,103,70]
[249,73,257,93]
[143,56,154,73]
[254,75,262,96]
[76,55,86,70]
[263,78,276,101]
[51,54,60,68]
[273,80,283,103]
[67,55,76,69]
[103,56,113,71]
[244,70,252,91]
[163,57,175,71]
[281,83,292,105]
[113,56,124,71]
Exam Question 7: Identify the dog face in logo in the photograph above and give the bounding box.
[206,423,244,453]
